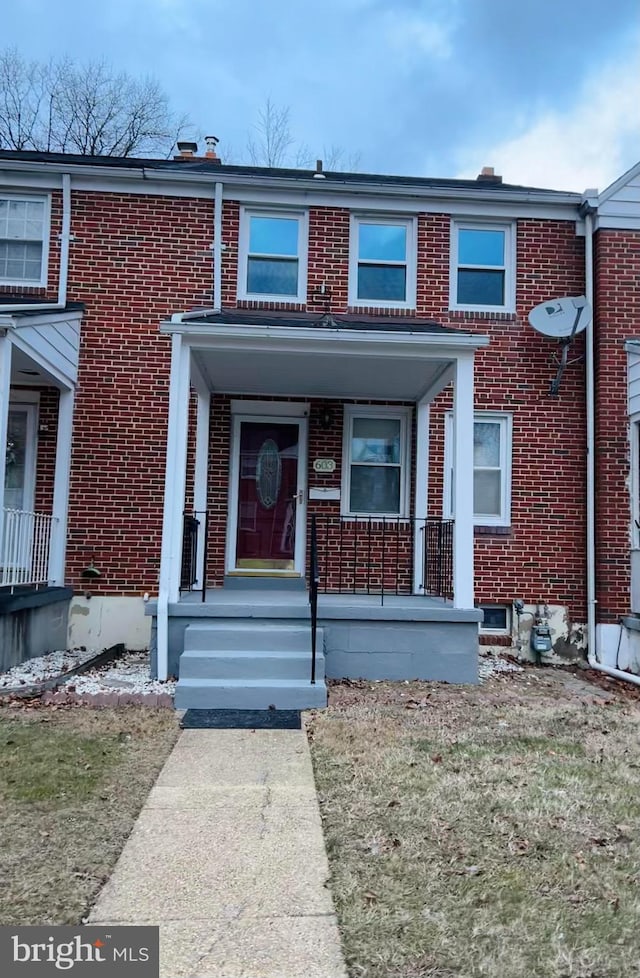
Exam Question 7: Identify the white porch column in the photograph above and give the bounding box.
[452,353,475,608]
[193,389,210,589]
[49,386,75,585]
[0,335,12,566]
[157,334,191,680]
[412,396,430,593]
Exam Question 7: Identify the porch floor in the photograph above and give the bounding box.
[173,589,475,623]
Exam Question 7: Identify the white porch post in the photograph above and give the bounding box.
[157,334,191,680]
[193,389,210,589]
[452,353,475,608]
[413,396,430,593]
[0,334,12,566]
[49,385,75,585]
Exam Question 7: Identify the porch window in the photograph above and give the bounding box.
[0,195,50,287]
[444,412,512,526]
[342,406,411,516]
[238,208,307,302]
[449,221,515,312]
[349,216,416,308]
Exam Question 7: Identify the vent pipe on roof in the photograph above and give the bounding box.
[175,141,198,159]
[313,159,326,179]
[477,166,502,184]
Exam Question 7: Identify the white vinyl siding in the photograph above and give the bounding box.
[0,195,50,287]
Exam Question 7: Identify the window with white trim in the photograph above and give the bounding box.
[0,195,50,287]
[444,412,512,526]
[450,221,515,312]
[478,604,511,634]
[342,406,411,517]
[349,216,416,308]
[238,209,307,302]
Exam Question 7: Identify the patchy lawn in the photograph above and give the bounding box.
[309,668,640,978]
[0,703,179,925]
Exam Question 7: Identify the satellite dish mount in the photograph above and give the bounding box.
[527,296,591,396]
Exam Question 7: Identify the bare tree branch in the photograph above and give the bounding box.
[243,97,360,172]
[0,48,191,157]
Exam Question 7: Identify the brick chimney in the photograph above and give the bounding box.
[173,138,221,164]
[476,165,502,184]
[174,141,198,160]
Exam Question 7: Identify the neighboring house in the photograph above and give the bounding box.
[0,144,638,706]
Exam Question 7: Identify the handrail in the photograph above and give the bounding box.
[309,514,319,684]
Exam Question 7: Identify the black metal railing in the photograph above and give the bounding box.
[423,519,454,600]
[309,514,454,603]
[180,510,209,601]
[309,514,320,684]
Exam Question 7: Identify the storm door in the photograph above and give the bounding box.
[228,416,307,575]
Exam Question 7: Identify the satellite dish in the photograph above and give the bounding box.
[528,295,591,396]
[528,295,592,339]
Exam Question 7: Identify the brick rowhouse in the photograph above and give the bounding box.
[5,148,627,664]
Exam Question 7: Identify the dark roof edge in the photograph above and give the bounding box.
[0,149,583,205]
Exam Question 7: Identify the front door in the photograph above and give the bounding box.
[228,416,307,575]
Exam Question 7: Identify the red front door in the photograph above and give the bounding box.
[235,421,300,570]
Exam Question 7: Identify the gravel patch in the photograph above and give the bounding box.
[63,649,176,697]
[478,650,523,681]
[0,648,99,689]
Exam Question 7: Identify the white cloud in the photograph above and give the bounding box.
[455,34,640,192]
[380,7,458,62]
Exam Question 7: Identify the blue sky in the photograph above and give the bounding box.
[3,0,640,191]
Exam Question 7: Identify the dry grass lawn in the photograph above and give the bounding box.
[309,668,640,978]
[0,703,179,925]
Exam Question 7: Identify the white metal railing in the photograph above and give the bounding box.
[1,508,57,589]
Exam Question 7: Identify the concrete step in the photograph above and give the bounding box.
[184,622,322,654]
[174,678,328,711]
[179,648,325,681]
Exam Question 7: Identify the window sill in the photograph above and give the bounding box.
[474,525,511,536]
[448,308,516,321]
[348,304,416,315]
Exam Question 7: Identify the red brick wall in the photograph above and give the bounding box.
[593,229,640,621]
[2,182,591,624]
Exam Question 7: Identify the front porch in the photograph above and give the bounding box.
[0,303,82,666]
[153,310,489,707]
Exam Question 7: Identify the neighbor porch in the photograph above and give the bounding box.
[0,303,82,667]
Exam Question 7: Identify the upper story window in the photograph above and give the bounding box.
[342,405,412,517]
[0,195,50,287]
[349,216,416,309]
[238,208,307,303]
[444,412,513,526]
[450,221,515,312]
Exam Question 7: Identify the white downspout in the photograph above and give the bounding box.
[0,172,73,313]
[213,181,223,311]
[583,207,640,688]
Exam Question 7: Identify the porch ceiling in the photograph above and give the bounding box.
[192,345,454,400]
[170,318,489,401]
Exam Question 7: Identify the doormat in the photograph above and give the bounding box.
[180,709,302,730]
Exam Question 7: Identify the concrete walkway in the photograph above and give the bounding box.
[88,727,347,978]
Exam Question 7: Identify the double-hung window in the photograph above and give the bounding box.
[238,209,307,302]
[349,216,416,308]
[0,195,50,287]
[342,406,411,517]
[444,412,512,526]
[450,221,515,312]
